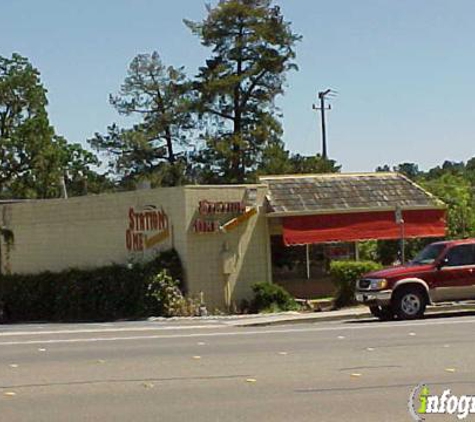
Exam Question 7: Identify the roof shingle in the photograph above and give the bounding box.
[259,173,445,215]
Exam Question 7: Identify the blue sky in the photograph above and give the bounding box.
[1,0,474,172]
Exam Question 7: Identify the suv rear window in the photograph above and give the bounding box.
[445,244,475,267]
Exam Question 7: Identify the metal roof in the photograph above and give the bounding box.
[259,172,445,217]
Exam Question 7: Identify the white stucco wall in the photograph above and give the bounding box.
[0,189,184,274]
[0,185,271,310]
[182,185,271,310]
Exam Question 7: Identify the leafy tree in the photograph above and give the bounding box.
[393,162,420,179]
[465,157,475,186]
[186,0,301,183]
[257,140,340,176]
[375,158,475,248]
[256,140,294,175]
[375,163,420,179]
[89,52,193,187]
[0,53,54,194]
[421,173,475,239]
[5,136,105,199]
[466,157,475,172]
[288,154,341,174]
[0,53,102,199]
[53,136,111,197]
[375,164,391,172]
[427,160,466,179]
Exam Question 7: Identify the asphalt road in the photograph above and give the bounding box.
[1,314,475,422]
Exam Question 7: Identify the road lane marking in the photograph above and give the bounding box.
[0,374,252,390]
[0,325,224,337]
[296,380,475,395]
[340,365,402,371]
[1,316,475,346]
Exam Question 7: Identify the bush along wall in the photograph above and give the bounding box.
[330,260,383,308]
[0,249,186,323]
[251,282,299,313]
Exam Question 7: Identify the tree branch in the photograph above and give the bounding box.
[204,107,234,121]
[240,69,268,108]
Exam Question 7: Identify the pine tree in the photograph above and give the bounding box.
[186,0,301,183]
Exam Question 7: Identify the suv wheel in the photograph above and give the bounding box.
[369,305,394,321]
[393,287,426,320]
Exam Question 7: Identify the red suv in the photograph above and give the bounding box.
[355,239,475,320]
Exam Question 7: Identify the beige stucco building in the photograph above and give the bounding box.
[0,185,271,311]
[0,173,447,311]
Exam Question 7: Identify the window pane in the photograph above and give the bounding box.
[412,244,445,265]
[446,245,475,266]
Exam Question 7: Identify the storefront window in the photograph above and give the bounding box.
[270,236,356,298]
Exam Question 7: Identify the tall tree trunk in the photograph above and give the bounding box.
[233,26,244,183]
[165,126,175,164]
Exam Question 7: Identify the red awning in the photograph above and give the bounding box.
[282,209,446,246]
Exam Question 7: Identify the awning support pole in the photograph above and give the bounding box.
[400,222,406,264]
[306,244,311,280]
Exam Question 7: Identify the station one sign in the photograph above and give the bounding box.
[126,207,169,252]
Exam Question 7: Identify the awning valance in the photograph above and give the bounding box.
[282,209,446,246]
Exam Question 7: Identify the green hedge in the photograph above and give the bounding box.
[0,249,184,323]
[330,260,383,308]
[251,282,299,313]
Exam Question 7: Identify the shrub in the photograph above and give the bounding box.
[251,282,299,313]
[0,249,186,323]
[330,260,383,308]
[146,270,200,317]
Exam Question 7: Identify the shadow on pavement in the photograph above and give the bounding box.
[345,309,475,325]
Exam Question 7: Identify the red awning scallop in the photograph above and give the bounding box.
[282,209,446,246]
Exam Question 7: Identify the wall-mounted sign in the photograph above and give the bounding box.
[126,206,170,251]
[221,208,258,233]
[194,200,246,234]
[193,219,221,233]
[198,200,246,216]
[193,199,257,234]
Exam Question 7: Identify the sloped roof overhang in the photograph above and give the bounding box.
[260,172,447,246]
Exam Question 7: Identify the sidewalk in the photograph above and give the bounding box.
[229,302,475,327]
[226,307,370,327]
[149,302,475,328]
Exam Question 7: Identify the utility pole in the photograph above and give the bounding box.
[313,89,336,159]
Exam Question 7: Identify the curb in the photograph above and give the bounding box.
[232,303,475,327]
[232,311,369,327]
